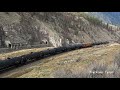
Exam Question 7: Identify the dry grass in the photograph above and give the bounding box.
[1,44,120,78]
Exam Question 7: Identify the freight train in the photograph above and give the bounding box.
[0,41,109,73]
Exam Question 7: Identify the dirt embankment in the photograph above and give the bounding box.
[0,43,120,78]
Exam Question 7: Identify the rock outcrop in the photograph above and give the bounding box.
[0,12,120,48]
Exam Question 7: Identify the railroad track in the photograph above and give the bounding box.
[0,41,109,74]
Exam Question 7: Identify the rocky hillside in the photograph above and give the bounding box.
[0,12,120,48]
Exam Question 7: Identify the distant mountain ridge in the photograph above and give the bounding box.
[87,12,120,26]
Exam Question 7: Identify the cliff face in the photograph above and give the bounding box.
[0,12,120,48]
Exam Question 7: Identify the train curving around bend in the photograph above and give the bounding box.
[0,41,109,73]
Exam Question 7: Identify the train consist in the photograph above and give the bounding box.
[0,41,109,73]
